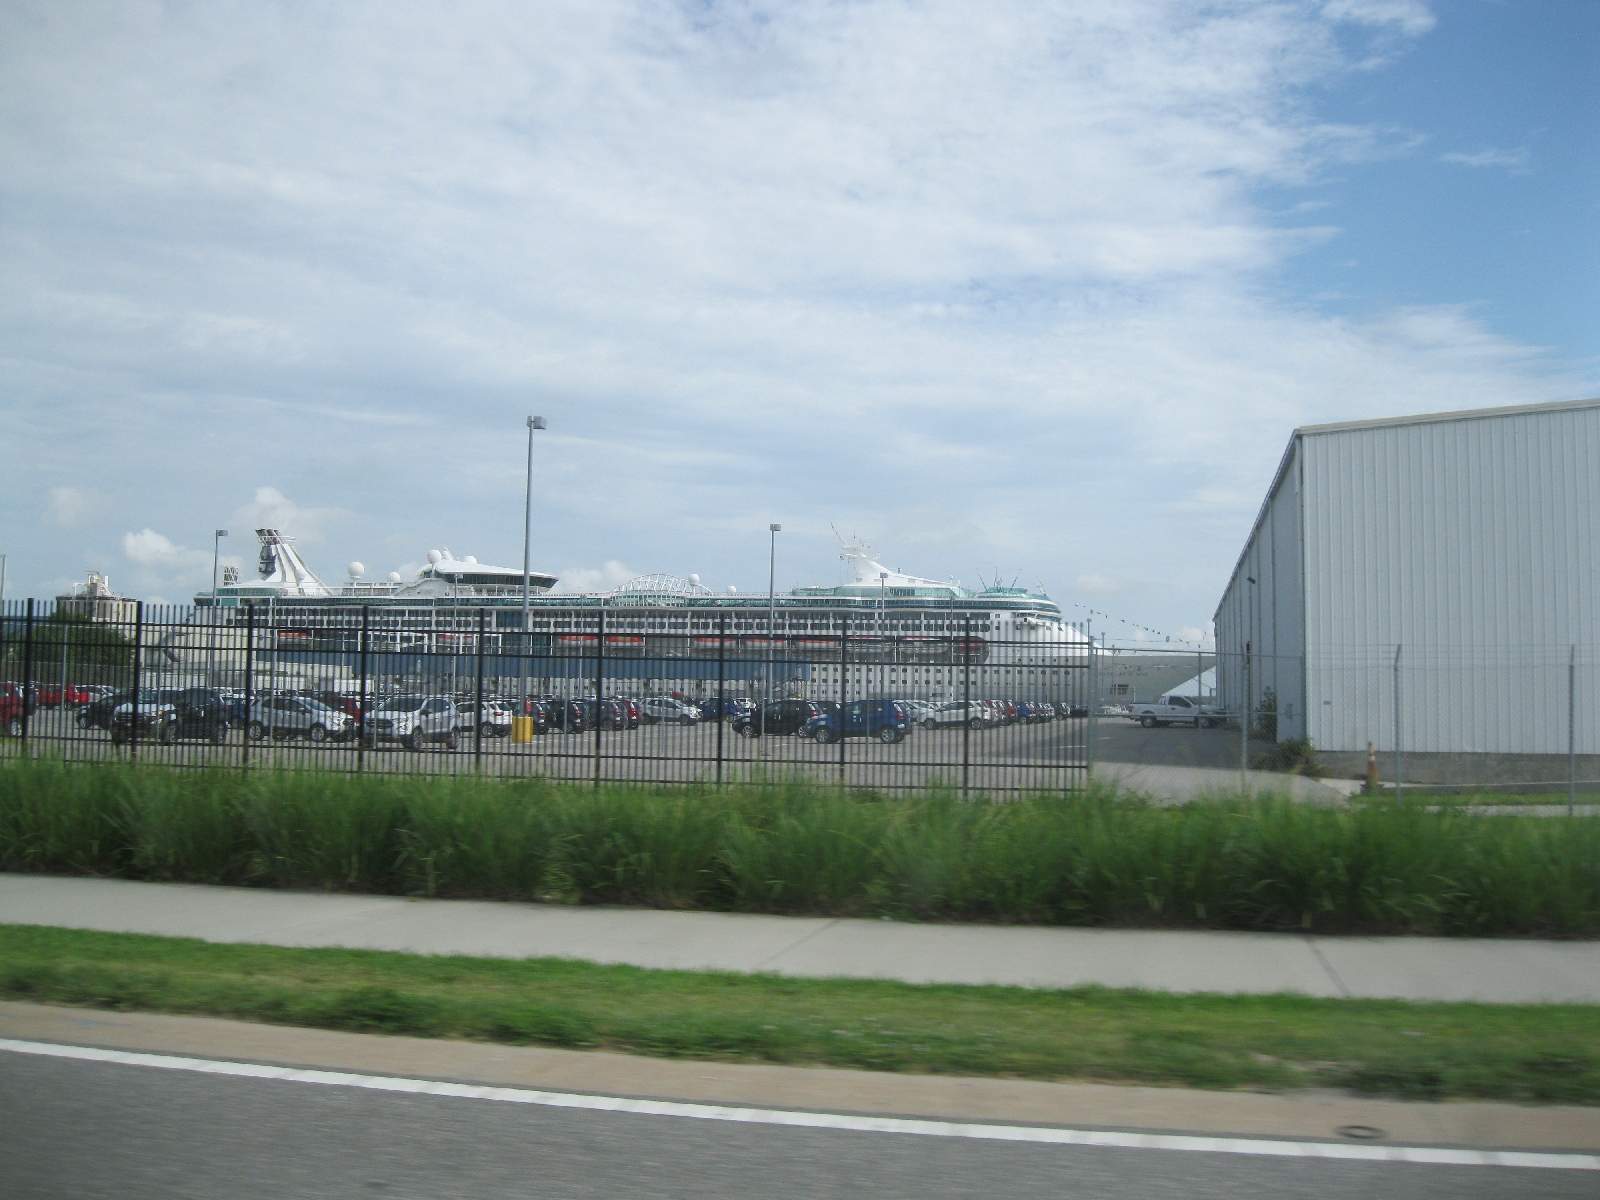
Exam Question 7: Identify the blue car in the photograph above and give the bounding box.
[802,699,910,745]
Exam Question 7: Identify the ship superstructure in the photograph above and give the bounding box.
[198,531,1084,698]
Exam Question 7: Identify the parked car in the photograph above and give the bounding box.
[544,699,590,734]
[77,690,132,731]
[111,688,230,746]
[1,685,24,737]
[1,682,37,717]
[731,699,824,738]
[640,697,701,726]
[363,694,462,750]
[802,699,911,744]
[1127,694,1225,728]
[480,700,517,737]
[920,700,986,731]
[522,699,553,735]
[247,694,355,744]
[37,683,93,709]
[314,691,373,720]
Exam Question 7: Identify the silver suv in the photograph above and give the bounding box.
[365,694,463,751]
[246,695,354,744]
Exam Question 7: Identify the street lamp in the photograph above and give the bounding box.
[521,416,547,711]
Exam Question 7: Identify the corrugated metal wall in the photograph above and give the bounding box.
[1214,437,1306,741]
[1301,403,1600,755]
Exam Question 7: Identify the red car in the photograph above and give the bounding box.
[37,683,92,709]
[1,685,24,737]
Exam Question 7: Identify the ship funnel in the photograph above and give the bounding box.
[253,529,331,596]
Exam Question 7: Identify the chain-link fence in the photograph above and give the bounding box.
[1089,643,1597,806]
[4,598,1592,802]
[0,599,1091,795]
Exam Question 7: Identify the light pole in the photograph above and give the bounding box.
[763,524,780,736]
[521,415,547,711]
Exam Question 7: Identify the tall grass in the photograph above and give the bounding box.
[2,759,1596,935]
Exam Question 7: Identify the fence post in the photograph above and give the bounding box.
[1392,643,1403,807]
[961,613,971,798]
[593,604,604,789]
[1570,645,1578,818]
[357,606,370,773]
[474,608,486,772]
[1085,634,1096,791]
[838,617,848,785]
[1241,640,1251,790]
[129,601,144,762]
[716,612,726,787]
[240,604,252,774]
[20,599,35,748]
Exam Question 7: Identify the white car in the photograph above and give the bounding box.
[365,695,464,750]
[641,697,701,725]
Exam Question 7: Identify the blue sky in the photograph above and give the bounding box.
[2,0,1594,646]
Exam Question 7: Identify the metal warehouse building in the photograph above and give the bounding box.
[1214,397,1599,777]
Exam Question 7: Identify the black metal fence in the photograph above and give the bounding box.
[0,599,1093,794]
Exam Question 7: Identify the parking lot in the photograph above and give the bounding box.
[4,702,1092,794]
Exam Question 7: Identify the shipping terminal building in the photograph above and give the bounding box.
[1214,397,1599,783]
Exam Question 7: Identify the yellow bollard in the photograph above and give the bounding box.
[511,716,534,743]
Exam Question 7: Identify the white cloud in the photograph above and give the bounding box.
[0,0,1584,641]
[121,529,191,566]
[46,486,102,528]
[1321,1,1435,38]
[230,488,344,544]
[1439,147,1531,172]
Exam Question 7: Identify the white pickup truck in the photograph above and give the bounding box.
[1127,694,1225,729]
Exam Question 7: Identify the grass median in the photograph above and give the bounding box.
[4,758,1599,935]
[3,925,1597,1104]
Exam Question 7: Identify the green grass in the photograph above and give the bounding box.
[3,925,1596,1104]
[3,758,1599,935]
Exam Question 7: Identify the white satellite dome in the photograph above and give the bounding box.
[388,571,402,584]
[726,585,737,594]
[426,549,442,565]
[463,555,477,565]
[688,573,700,587]
[347,562,365,579]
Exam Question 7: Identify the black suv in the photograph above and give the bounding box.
[78,690,132,731]
[731,699,823,738]
[111,687,231,745]
[545,699,590,734]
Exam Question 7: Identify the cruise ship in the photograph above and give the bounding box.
[197,529,1085,697]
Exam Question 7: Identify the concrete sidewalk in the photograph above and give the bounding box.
[4,873,1597,1004]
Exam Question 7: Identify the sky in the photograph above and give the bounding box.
[2,0,1595,646]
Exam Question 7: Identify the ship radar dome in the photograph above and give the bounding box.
[688,574,700,587]
[463,555,477,564]
[387,571,402,584]
[426,550,442,565]
[726,585,737,594]
[347,562,365,579]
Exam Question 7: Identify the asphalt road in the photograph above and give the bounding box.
[4,1052,1590,1200]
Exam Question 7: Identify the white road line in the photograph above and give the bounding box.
[4,1038,1595,1172]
